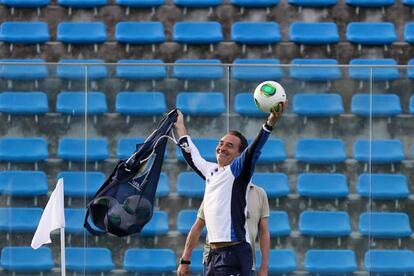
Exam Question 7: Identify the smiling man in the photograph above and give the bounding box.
[174,104,285,276]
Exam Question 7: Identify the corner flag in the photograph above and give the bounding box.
[31,178,65,250]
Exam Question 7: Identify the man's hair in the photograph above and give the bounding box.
[228,130,248,153]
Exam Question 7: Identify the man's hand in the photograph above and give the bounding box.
[257,265,268,276]
[177,264,190,276]
[175,109,188,137]
[266,100,287,127]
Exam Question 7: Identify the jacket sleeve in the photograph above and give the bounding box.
[177,135,210,180]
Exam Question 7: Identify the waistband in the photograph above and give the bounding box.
[210,241,245,251]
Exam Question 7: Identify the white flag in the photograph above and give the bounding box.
[31,178,65,250]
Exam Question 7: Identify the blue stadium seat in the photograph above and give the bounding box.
[0,247,53,273]
[288,0,337,7]
[115,0,164,15]
[346,0,394,8]
[357,173,409,200]
[66,247,114,273]
[256,249,297,273]
[407,59,414,79]
[176,172,205,199]
[0,137,48,162]
[353,139,404,164]
[0,171,48,197]
[0,207,42,232]
[359,212,412,238]
[0,59,48,87]
[289,59,341,82]
[305,249,357,274]
[346,22,397,47]
[173,22,223,50]
[365,250,414,273]
[404,22,414,44]
[0,91,48,116]
[351,93,402,117]
[173,59,224,80]
[57,138,108,162]
[231,22,281,52]
[56,91,108,117]
[348,59,399,89]
[58,0,107,16]
[410,95,414,114]
[0,22,49,52]
[190,248,204,273]
[155,172,170,198]
[299,211,351,237]
[231,0,279,8]
[57,22,107,52]
[232,58,283,82]
[176,138,217,162]
[115,22,165,52]
[177,209,207,236]
[269,211,291,237]
[57,171,105,198]
[140,210,169,236]
[403,0,414,7]
[295,138,346,164]
[117,137,144,159]
[2,0,50,9]
[297,173,348,199]
[289,22,339,53]
[293,93,344,117]
[65,208,87,234]
[252,172,289,199]
[115,92,167,117]
[116,59,166,80]
[254,138,286,163]
[234,92,267,117]
[124,249,176,273]
[57,59,108,80]
[176,92,225,116]
[174,0,223,8]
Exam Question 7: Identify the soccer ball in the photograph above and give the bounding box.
[253,81,287,113]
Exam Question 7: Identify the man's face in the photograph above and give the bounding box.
[216,134,241,167]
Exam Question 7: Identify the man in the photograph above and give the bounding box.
[177,182,270,275]
[174,105,284,275]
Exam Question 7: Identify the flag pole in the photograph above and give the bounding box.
[60,228,66,276]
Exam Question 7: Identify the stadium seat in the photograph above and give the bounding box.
[57,138,109,162]
[116,59,166,81]
[57,59,108,80]
[288,0,337,8]
[299,211,351,238]
[115,22,165,52]
[348,59,399,89]
[365,250,414,274]
[293,93,344,118]
[346,22,397,49]
[176,92,225,116]
[177,209,207,236]
[346,0,395,12]
[289,59,342,82]
[0,59,48,88]
[2,0,50,15]
[117,137,144,159]
[305,249,357,274]
[410,95,414,114]
[0,171,48,198]
[57,171,105,198]
[357,173,409,200]
[251,172,289,199]
[57,22,107,52]
[173,59,224,79]
[66,247,114,273]
[0,92,48,119]
[190,248,204,273]
[173,22,223,51]
[58,0,107,15]
[0,22,49,52]
[124,248,176,273]
[351,93,402,117]
[232,59,283,82]
[254,138,286,163]
[176,172,205,199]
[234,92,267,117]
[297,173,348,200]
[0,137,48,163]
[230,0,279,8]
[404,22,414,44]
[56,91,108,119]
[353,139,404,165]
[256,249,297,273]
[176,138,217,162]
[0,207,42,232]
[231,22,281,53]
[115,92,167,119]
[174,0,222,7]
[65,208,87,234]
[359,212,412,238]
[155,172,170,198]
[268,211,291,237]
[295,138,346,168]
[289,22,339,53]
[407,59,414,79]
[115,0,164,16]
[140,210,169,236]
[0,246,53,273]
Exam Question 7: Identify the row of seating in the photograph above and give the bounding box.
[0,137,412,164]
[1,207,412,240]
[1,58,413,82]
[1,21,414,48]
[2,91,413,118]
[1,171,410,201]
[2,246,414,274]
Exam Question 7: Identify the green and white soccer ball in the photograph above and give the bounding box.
[253,81,287,113]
